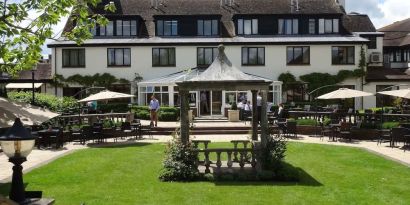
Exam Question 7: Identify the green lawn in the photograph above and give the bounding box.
[1,142,409,205]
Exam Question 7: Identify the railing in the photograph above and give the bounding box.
[196,148,256,173]
[288,111,410,124]
[58,113,132,125]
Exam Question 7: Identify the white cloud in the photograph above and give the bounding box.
[346,0,410,29]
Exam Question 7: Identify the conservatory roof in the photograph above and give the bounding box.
[138,68,275,86]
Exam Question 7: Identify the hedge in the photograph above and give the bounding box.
[133,106,180,121]
[7,91,77,113]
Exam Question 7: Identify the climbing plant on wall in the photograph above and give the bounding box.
[52,73,130,88]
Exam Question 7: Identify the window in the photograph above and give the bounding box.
[94,20,137,37]
[287,46,310,65]
[242,47,265,65]
[197,20,219,36]
[225,91,248,108]
[237,19,258,35]
[278,19,298,34]
[62,49,85,67]
[197,47,218,66]
[156,20,178,36]
[107,48,131,66]
[152,48,176,66]
[332,46,355,65]
[309,19,316,34]
[319,19,339,34]
[140,86,169,106]
[116,20,137,36]
[106,21,114,36]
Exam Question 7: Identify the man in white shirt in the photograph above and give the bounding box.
[244,101,252,111]
[257,92,262,123]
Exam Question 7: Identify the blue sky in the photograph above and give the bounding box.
[41,0,410,56]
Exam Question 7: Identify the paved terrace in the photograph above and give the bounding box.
[0,120,409,182]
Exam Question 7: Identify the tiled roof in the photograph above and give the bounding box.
[366,66,410,81]
[64,0,346,37]
[343,14,376,33]
[378,18,410,47]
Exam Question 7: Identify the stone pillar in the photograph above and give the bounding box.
[261,90,268,147]
[180,90,190,144]
[251,90,258,141]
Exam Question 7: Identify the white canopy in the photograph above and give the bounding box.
[0,97,59,128]
[78,90,134,102]
[6,83,43,89]
[317,88,373,99]
[378,88,410,99]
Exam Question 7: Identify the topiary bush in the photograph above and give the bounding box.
[132,106,180,121]
[259,135,287,171]
[159,135,199,182]
[382,122,400,129]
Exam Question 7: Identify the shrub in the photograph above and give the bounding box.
[382,122,400,129]
[159,135,199,182]
[231,102,238,110]
[159,112,178,121]
[259,135,287,171]
[99,103,130,113]
[133,106,179,121]
[296,119,317,126]
[7,91,77,113]
[323,118,331,126]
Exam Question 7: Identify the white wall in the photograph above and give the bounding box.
[53,44,363,83]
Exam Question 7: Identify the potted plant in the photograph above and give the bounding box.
[228,102,240,122]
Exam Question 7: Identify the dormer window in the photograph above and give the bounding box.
[156,20,178,36]
[319,19,339,34]
[197,20,219,36]
[278,19,298,35]
[116,20,137,36]
[91,19,138,37]
[237,19,258,35]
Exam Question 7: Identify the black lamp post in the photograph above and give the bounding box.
[0,118,37,203]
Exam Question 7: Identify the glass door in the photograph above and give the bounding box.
[211,91,222,115]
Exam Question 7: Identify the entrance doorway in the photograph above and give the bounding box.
[199,90,222,117]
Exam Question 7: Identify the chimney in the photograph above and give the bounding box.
[335,0,345,8]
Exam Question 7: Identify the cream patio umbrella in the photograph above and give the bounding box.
[0,97,59,128]
[378,88,410,99]
[317,88,373,99]
[78,90,135,103]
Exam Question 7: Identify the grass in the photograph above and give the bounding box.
[1,142,410,205]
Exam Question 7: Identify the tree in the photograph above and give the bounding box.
[0,0,115,75]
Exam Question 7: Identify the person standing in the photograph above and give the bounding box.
[149,95,160,127]
[244,101,252,111]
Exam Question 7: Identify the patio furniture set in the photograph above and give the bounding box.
[31,120,151,149]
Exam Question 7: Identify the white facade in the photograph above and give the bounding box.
[52,44,364,81]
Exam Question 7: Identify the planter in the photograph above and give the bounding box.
[228,110,240,122]
[188,110,193,123]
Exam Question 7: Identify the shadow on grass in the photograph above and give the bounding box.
[212,162,322,187]
[87,142,153,149]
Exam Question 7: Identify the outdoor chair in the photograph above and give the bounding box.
[390,127,406,148]
[339,122,352,142]
[92,123,104,143]
[320,122,332,141]
[286,121,297,138]
[72,126,93,145]
[377,129,391,146]
[121,122,137,139]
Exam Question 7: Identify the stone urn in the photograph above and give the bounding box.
[228,102,240,122]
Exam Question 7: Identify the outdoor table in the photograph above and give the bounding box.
[329,124,341,141]
[37,129,63,149]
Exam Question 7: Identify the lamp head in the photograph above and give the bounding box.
[0,118,37,158]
